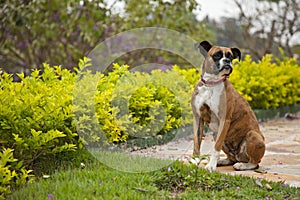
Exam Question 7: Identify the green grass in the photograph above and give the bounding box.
[9,162,164,199]
[9,149,167,200]
[8,150,300,200]
[89,149,172,173]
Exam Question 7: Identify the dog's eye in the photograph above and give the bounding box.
[226,53,234,60]
[213,52,222,60]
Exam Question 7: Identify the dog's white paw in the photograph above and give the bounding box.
[205,150,220,172]
[205,162,217,172]
[217,158,234,166]
[205,157,218,172]
[233,162,258,171]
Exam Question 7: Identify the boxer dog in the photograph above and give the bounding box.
[191,41,265,172]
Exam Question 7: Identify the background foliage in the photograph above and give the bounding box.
[206,0,300,61]
[0,0,111,73]
[1,0,299,75]
[0,0,211,75]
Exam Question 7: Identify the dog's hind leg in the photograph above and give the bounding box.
[233,162,259,171]
[246,131,265,165]
[233,131,265,171]
[217,158,234,166]
[218,143,236,166]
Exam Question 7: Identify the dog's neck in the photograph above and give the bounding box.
[201,72,228,86]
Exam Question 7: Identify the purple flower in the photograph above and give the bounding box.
[53,13,60,21]
[104,27,113,35]
[157,56,163,63]
[93,25,99,30]
[236,186,240,190]
[18,42,23,47]
[159,66,168,71]
[25,40,30,46]
[282,183,287,187]
[167,167,172,172]
[48,194,53,200]
[20,61,26,66]
[61,37,67,44]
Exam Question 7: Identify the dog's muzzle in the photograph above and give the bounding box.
[220,65,232,76]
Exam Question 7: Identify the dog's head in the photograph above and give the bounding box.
[195,41,241,78]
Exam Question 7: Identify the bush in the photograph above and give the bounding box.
[0,148,33,198]
[229,54,300,109]
[0,61,83,198]
[0,64,78,169]
[75,63,194,146]
[0,58,195,174]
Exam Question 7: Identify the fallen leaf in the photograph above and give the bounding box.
[200,160,208,165]
[167,147,178,150]
[194,157,200,164]
[255,179,263,187]
[265,183,272,191]
[134,187,149,192]
[189,158,201,165]
[43,174,51,179]
[254,169,267,174]
[80,162,86,169]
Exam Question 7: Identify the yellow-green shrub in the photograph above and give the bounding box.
[172,65,200,86]
[0,64,79,199]
[70,60,194,146]
[0,148,34,198]
[91,63,194,144]
[230,55,300,109]
[0,65,78,167]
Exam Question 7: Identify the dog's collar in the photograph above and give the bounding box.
[201,75,227,86]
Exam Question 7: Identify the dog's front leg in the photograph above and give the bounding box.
[193,116,204,156]
[205,118,225,172]
[205,93,233,172]
[205,148,220,172]
[205,118,230,172]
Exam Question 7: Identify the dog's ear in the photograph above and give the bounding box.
[195,41,213,56]
[231,47,241,61]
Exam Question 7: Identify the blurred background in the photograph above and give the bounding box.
[0,0,299,75]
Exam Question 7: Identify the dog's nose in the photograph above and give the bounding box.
[223,58,231,64]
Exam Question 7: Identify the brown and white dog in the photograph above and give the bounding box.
[191,41,265,172]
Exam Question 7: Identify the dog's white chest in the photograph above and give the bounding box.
[194,84,224,117]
